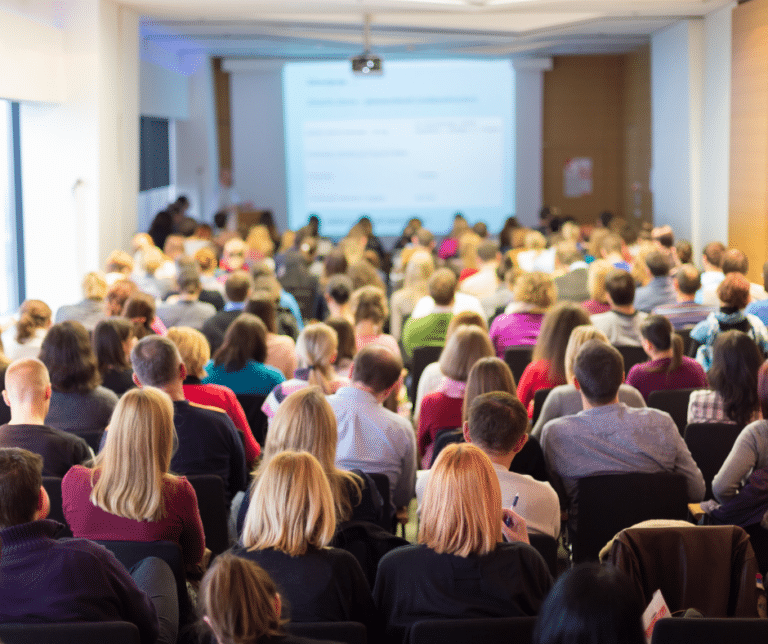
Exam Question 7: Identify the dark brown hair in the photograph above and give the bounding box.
[39,321,101,393]
[708,330,763,426]
[122,292,156,340]
[468,392,527,455]
[0,448,42,528]
[213,313,267,371]
[325,317,356,364]
[351,345,402,394]
[245,295,277,334]
[93,318,133,373]
[15,300,51,344]
[605,269,635,306]
[717,272,750,310]
[462,357,517,422]
[532,302,591,382]
[640,315,683,374]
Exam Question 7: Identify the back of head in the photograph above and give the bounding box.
[122,292,156,339]
[166,326,210,380]
[82,272,108,300]
[39,321,100,393]
[717,272,750,309]
[709,330,763,426]
[564,326,609,384]
[419,443,501,557]
[105,250,134,275]
[325,317,356,363]
[533,563,644,644]
[131,335,182,387]
[16,300,52,344]
[325,274,354,306]
[214,313,267,370]
[429,268,458,306]
[468,392,528,456]
[438,324,494,382]
[675,264,701,295]
[462,357,517,422]
[477,239,498,263]
[177,268,201,295]
[244,295,277,334]
[513,271,557,310]
[415,227,434,248]
[675,240,693,265]
[473,222,488,239]
[93,318,133,372]
[532,302,591,381]
[555,241,583,267]
[323,249,348,278]
[348,259,384,292]
[224,270,252,303]
[644,250,671,278]
[0,447,43,528]
[721,249,749,275]
[573,340,624,405]
[105,280,138,316]
[587,259,612,302]
[604,269,635,306]
[4,358,49,411]
[351,285,388,325]
[243,451,336,555]
[651,225,675,249]
[600,233,623,256]
[351,344,402,394]
[447,310,488,335]
[295,323,338,393]
[403,252,434,289]
[199,553,282,644]
[704,241,726,268]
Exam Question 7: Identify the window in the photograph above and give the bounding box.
[0,100,24,316]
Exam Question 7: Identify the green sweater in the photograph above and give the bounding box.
[402,312,453,358]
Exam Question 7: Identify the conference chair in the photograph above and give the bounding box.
[528,533,559,578]
[0,622,140,644]
[42,476,72,538]
[366,471,395,533]
[615,345,648,374]
[684,422,743,500]
[651,617,768,644]
[186,474,230,556]
[531,387,554,427]
[408,617,537,644]
[235,394,269,446]
[75,429,105,454]
[410,345,444,406]
[504,346,533,385]
[333,520,410,588]
[429,427,463,468]
[677,327,693,355]
[647,388,700,435]
[573,472,689,563]
[288,621,367,644]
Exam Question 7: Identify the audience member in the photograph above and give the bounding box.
[409,267,485,321]
[131,335,247,504]
[351,285,401,358]
[62,387,205,571]
[625,315,707,401]
[696,241,726,303]
[590,269,648,346]
[516,302,590,416]
[581,259,612,315]
[553,242,589,303]
[700,248,768,306]
[262,323,348,419]
[103,278,137,317]
[167,326,260,468]
[633,250,676,312]
[532,326,645,438]
[55,271,107,331]
[401,268,456,359]
[202,313,285,396]
[105,250,135,285]
[417,325,494,468]
[540,340,704,531]
[4,299,51,360]
[325,316,356,378]
[675,239,693,265]
[157,269,217,331]
[324,274,356,325]
[532,563,644,644]
[123,291,163,339]
[746,259,768,326]
[652,263,715,329]
[202,270,252,354]
[234,451,378,629]
[418,393,560,538]
[329,345,416,512]
[245,295,298,379]
[599,233,631,271]
[687,330,763,427]
[374,443,552,643]
[390,252,434,341]
[40,321,118,435]
[0,358,91,475]
[689,272,768,371]
[515,230,547,273]
[437,214,470,259]
[92,318,136,396]
[490,271,556,357]
[459,239,501,299]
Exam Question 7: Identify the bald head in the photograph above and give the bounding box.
[351,345,403,395]
[3,359,51,421]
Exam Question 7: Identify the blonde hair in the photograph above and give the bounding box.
[587,259,612,303]
[447,310,488,335]
[16,300,51,344]
[438,325,494,382]
[246,225,275,258]
[513,271,556,310]
[82,272,108,300]
[564,325,609,384]
[242,451,336,556]
[194,247,218,273]
[91,387,176,522]
[462,357,517,422]
[263,388,362,522]
[459,232,482,271]
[295,324,337,394]
[419,443,502,557]
[105,250,134,275]
[403,251,434,293]
[167,326,210,379]
[141,247,165,275]
[199,553,283,644]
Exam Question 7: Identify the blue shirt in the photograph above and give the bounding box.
[747,299,768,327]
[202,359,285,396]
[280,291,304,330]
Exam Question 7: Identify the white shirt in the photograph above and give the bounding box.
[410,292,485,321]
[459,265,499,300]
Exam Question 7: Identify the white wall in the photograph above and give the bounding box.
[140,60,190,120]
[514,63,547,227]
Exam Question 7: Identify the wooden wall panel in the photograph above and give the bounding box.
[212,57,232,171]
[622,45,652,226]
[729,0,768,284]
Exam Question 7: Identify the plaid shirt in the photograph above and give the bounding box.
[687,390,732,425]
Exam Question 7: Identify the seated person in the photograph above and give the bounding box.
[401,268,455,359]
[0,447,173,644]
[590,269,648,347]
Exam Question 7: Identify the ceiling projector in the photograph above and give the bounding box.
[351,54,382,75]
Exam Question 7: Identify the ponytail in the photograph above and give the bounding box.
[667,333,683,374]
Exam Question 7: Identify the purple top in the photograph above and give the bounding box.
[625,356,707,402]
[489,312,544,358]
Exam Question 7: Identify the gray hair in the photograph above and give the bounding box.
[131,336,182,387]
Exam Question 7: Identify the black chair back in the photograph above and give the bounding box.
[411,345,444,404]
[408,617,536,644]
[574,472,689,563]
[615,345,649,374]
[332,520,409,588]
[235,394,268,446]
[684,422,744,500]
[186,474,230,555]
[366,472,394,532]
[528,533,558,578]
[531,387,554,427]
[42,476,72,538]
[74,430,104,454]
[0,622,140,644]
[429,428,463,468]
[287,621,367,644]
[651,617,768,644]
[647,388,700,435]
[677,327,693,355]
[504,346,533,385]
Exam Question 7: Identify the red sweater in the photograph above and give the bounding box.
[62,465,205,569]
[182,382,260,466]
[418,391,464,469]
[516,359,565,418]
